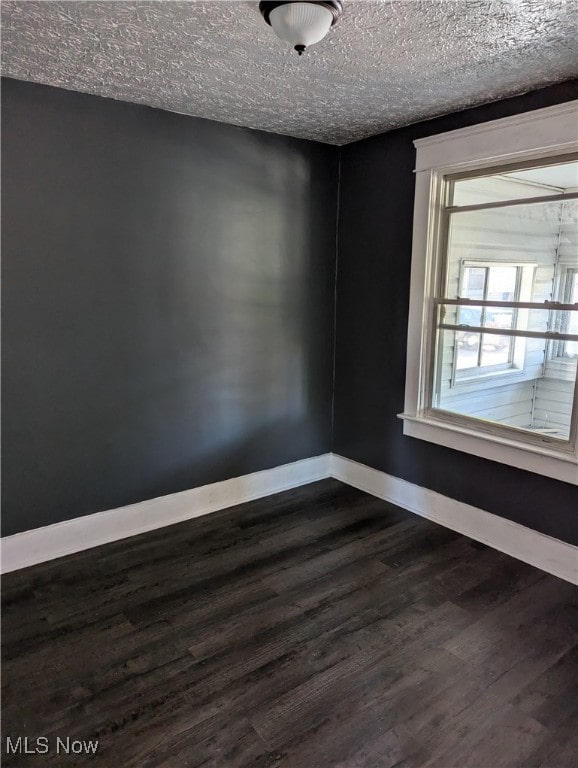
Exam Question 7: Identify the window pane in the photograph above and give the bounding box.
[462,267,486,300]
[434,329,576,441]
[451,159,578,207]
[486,266,517,301]
[479,334,513,368]
[454,332,513,371]
[455,332,480,370]
[446,199,578,301]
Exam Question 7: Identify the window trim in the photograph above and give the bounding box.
[399,100,578,485]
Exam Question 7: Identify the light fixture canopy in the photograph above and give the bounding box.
[259,1,343,55]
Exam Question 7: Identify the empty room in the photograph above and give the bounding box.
[1,1,577,766]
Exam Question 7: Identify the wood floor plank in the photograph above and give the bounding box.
[2,479,576,767]
[425,703,547,768]
[511,645,578,728]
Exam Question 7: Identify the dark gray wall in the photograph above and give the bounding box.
[2,78,338,536]
[4,76,577,543]
[334,80,578,546]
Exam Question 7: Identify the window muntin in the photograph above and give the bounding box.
[429,158,578,447]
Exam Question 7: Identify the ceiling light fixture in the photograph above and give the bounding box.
[259,1,343,56]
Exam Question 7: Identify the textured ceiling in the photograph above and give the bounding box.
[2,1,577,144]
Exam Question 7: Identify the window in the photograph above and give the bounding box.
[401,101,578,484]
[453,263,526,379]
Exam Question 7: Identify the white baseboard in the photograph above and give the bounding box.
[330,454,578,585]
[0,454,332,574]
[3,451,575,584]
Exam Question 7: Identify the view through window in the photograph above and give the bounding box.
[432,158,578,443]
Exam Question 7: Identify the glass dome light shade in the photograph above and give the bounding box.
[269,3,334,48]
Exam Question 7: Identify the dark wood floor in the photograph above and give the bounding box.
[2,480,577,768]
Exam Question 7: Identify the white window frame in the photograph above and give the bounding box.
[399,100,578,485]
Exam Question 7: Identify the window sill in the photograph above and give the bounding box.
[452,365,524,388]
[398,412,578,485]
